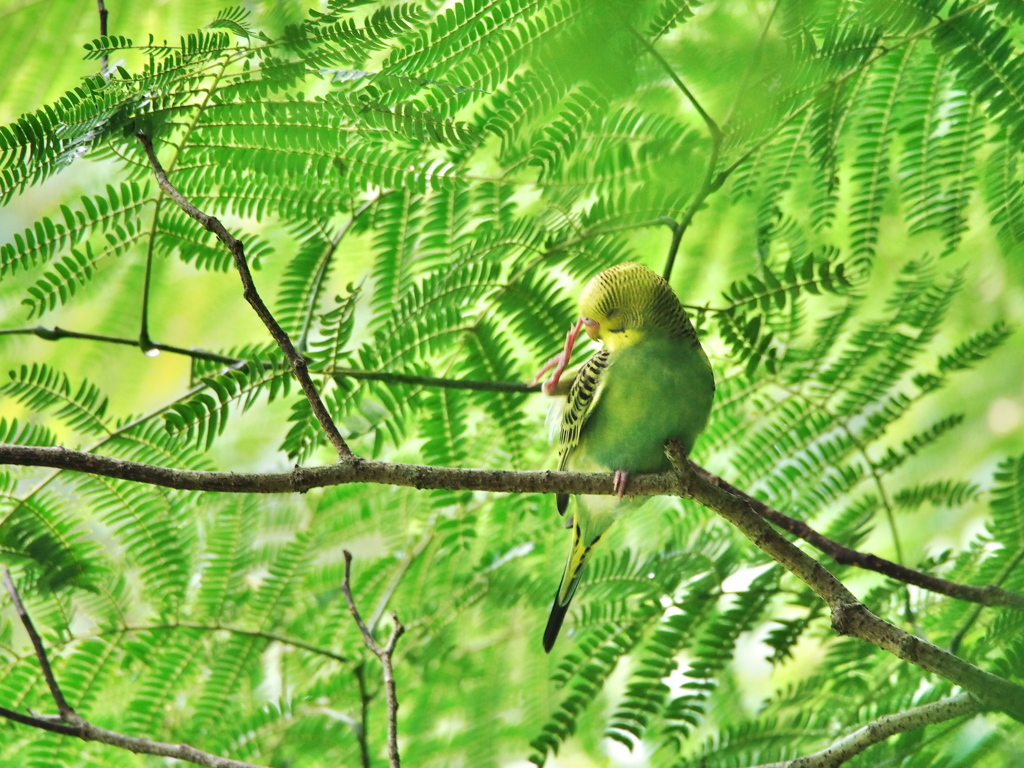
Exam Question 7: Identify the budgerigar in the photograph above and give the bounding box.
[535,262,715,652]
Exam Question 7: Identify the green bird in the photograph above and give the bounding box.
[535,262,715,652]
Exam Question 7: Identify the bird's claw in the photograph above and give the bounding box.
[613,469,629,499]
[532,352,565,395]
[533,319,585,395]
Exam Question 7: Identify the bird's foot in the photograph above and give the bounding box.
[532,352,564,394]
[613,469,629,499]
[532,319,584,395]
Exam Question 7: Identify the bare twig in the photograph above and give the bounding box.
[629,27,721,143]
[721,0,781,126]
[297,195,385,352]
[692,467,1024,610]
[949,604,984,656]
[96,0,109,74]
[127,622,350,664]
[2,568,77,722]
[2,442,1022,614]
[135,131,353,459]
[628,27,723,281]
[666,443,1024,723]
[0,568,267,768]
[751,692,980,768]
[369,534,433,633]
[353,663,373,768]
[949,543,1024,654]
[661,219,686,283]
[343,551,405,768]
[0,325,536,393]
[0,710,268,768]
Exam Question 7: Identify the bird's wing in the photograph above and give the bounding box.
[557,349,610,469]
[555,349,610,513]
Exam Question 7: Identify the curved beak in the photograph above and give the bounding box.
[581,316,600,341]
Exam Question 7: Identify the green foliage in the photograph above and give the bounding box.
[164,359,292,450]
[1,0,1023,767]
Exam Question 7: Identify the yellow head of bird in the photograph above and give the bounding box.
[577,262,691,349]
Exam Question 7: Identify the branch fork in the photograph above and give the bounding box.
[1,567,268,768]
[343,551,405,768]
[135,131,353,461]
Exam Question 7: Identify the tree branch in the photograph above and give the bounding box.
[666,444,1024,723]
[135,131,353,459]
[661,218,686,284]
[0,442,672,495]
[751,692,980,768]
[2,442,1022,613]
[1,568,268,768]
[343,551,405,768]
[1,446,1020,738]
[369,534,432,633]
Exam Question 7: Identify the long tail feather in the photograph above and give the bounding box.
[543,595,571,653]
[543,520,601,652]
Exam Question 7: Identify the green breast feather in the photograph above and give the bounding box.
[567,337,714,475]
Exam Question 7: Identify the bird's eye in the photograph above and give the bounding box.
[608,327,625,334]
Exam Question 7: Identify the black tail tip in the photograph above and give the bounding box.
[543,600,569,653]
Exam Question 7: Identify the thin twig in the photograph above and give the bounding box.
[0,568,267,768]
[0,710,268,768]
[2,568,78,722]
[949,543,1024,654]
[750,692,980,768]
[138,198,163,353]
[721,0,781,127]
[369,534,433,633]
[0,704,80,736]
[327,365,536,393]
[353,663,373,768]
[135,131,353,459]
[96,0,109,74]
[691,467,1024,610]
[629,27,721,142]
[126,622,349,664]
[949,604,984,656]
[627,28,722,281]
[841,422,918,629]
[343,551,405,768]
[661,220,685,283]
[666,443,1024,723]
[297,195,385,352]
[0,325,536,393]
